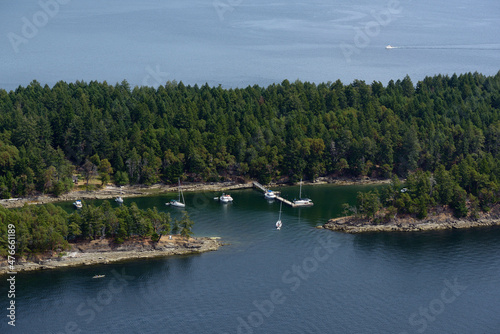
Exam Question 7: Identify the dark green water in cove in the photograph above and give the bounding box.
[3,184,500,334]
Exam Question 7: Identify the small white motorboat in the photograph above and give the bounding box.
[93,275,105,279]
[264,190,277,200]
[115,197,124,204]
[73,200,82,209]
[219,194,233,203]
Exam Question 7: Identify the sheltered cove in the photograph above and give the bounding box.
[4,178,499,274]
[0,177,386,275]
[0,177,390,209]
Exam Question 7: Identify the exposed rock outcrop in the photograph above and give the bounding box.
[0,236,222,275]
[321,205,500,234]
[322,216,500,233]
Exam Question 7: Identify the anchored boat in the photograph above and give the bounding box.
[276,201,283,230]
[219,194,233,203]
[292,179,313,207]
[168,179,186,208]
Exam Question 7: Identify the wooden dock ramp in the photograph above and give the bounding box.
[252,181,303,207]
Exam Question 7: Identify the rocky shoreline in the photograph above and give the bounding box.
[0,177,390,209]
[0,182,254,209]
[0,236,222,275]
[320,207,500,234]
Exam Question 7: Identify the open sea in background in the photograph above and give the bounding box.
[1,184,500,333]
[1,0,500,332]
[0,0,499,91]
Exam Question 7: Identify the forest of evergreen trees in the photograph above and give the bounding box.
[0,201,195,257]
[0,72,498,195]
[0,72,499,254]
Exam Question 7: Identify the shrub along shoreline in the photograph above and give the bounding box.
[0,236,221,275]
[321,205,500,233]
[0,201,197,260]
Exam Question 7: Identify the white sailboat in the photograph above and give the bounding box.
[293,179,313,207]
[276,201,283,230]
[168,179,185,208]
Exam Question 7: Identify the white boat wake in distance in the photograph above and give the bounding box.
[385,44,500,50]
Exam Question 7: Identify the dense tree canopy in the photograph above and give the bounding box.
[0,202,183,256]
[0,72,499,214]
[0,72,498,194]
[1,73,500,254]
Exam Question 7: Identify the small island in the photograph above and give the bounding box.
[321,207,500,233]
[0,201,222,275]
[0,236,221,275]
[321,173,500,234]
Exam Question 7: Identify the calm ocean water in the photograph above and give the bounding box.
[1,0,499,91]
[1,1,500,332]
[2,184,500,333]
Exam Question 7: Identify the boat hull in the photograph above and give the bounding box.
[220,195,233,203]
[292,200,314,207]
[170,200,185,208]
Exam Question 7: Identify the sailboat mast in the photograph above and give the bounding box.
[299,178,302,199]
[178,178,185,203]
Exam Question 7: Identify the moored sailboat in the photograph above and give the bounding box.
[292,179,313,207]
[168,179,186,208]
[276,201,283,230]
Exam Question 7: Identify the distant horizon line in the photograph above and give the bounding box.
[3,70,500,92]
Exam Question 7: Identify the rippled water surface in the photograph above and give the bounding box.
[4,184,500,334]
[1,0,499,90]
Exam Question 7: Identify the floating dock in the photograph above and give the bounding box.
[252,182,311,208]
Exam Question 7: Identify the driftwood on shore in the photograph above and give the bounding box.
[0,236,222,275]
